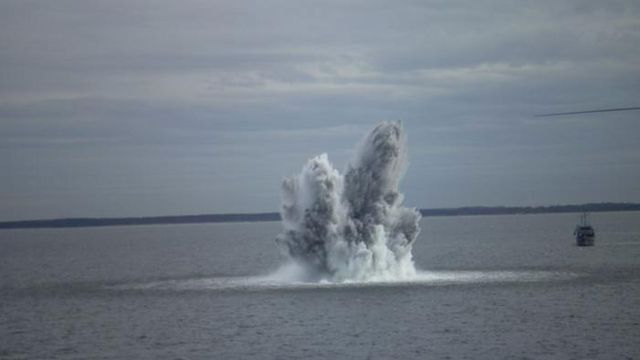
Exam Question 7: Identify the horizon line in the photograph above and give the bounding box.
[2,202,640,228]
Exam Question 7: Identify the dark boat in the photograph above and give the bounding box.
[574,213,595,246]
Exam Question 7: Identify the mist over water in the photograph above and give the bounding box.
[275,122,421,282]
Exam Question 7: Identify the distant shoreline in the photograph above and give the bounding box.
[1,203,639,230]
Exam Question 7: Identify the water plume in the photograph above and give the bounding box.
[276,122,421,282]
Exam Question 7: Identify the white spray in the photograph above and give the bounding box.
[275,122,421,282]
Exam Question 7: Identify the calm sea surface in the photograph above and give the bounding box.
[1,212,639,359]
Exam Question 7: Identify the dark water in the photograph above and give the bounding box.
[1,212,639,359]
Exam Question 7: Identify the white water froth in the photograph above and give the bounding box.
[275,122,421,282]
[113,270,579,291]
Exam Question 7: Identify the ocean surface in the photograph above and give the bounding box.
[1,212,639,359]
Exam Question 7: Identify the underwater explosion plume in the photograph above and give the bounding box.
[276,122,421,282]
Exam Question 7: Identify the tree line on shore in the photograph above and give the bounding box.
[1,202,639,229]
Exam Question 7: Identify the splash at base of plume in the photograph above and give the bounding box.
[110,270,579,291]
[276,122,421,282]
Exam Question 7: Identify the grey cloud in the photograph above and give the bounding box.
[0,0,639,220]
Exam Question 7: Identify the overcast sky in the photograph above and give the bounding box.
[1,0,639,220]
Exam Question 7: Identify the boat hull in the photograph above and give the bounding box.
[575,226,595,246]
